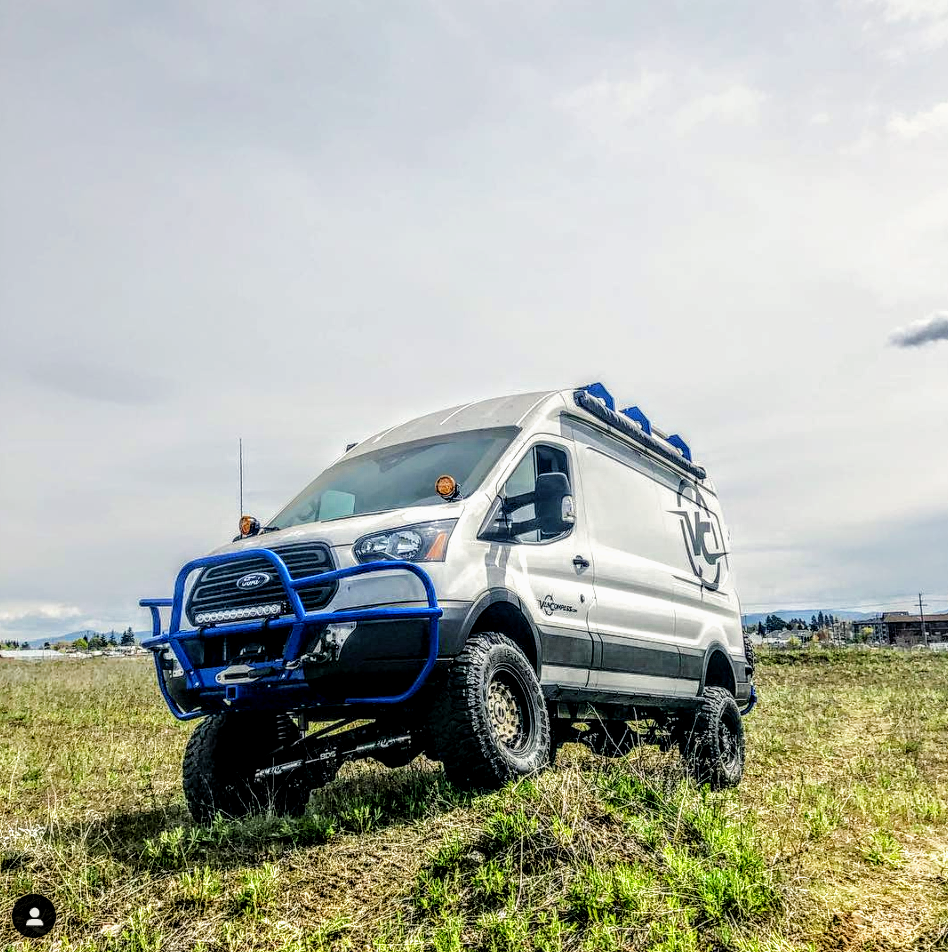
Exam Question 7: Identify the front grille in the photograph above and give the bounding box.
[185,542,336,627]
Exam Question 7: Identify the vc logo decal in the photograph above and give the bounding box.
[236,571,271,590]
[538,594,578,616]
[670,481,729,591]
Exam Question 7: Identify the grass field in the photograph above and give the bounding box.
[2,649,947,951]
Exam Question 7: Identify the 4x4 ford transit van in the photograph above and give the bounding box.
[141,384,756,821]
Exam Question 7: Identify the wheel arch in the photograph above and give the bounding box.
[699,640,737,697]
[458,588,542,674]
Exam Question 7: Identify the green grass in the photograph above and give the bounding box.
[2,648,948,950]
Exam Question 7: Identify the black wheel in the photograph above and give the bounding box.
[678,687,745,789]
[427,632,551,790]
[182,711,332,823]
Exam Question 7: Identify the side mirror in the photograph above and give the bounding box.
[480,471,576,542]
[534,472,575,536]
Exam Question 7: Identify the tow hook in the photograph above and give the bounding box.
[285,622,358,670]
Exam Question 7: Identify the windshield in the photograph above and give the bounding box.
[269,426,519,529]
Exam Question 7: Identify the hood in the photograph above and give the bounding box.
[208,499,471,557]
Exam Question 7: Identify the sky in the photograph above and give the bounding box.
[1,0,947,641]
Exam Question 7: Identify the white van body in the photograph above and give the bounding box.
[212,387,750,708]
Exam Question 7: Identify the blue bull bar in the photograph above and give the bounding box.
[140,550,442,720]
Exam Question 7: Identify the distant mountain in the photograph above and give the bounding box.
[742,609,879,626]
[23,630,151,648]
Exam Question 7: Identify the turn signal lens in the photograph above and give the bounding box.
[425,530,449,561]
[436,474,458,499]
[239,515,260,537]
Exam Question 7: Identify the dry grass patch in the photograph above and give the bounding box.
[1,649,947,950]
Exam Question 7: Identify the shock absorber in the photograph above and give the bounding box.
[274,712,299,748]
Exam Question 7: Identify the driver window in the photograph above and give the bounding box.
[502,444,571,543]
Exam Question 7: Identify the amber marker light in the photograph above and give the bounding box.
[436,474,458,499]
[424,530,450,561]
[239,515,260,537]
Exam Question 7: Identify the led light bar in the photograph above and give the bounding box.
[194,603,283,625]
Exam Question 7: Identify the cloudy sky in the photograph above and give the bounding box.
[2,0,947,641]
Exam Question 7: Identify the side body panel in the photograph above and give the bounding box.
[568,417,744,699]
[479,425,596,688]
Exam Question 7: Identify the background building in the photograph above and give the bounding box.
[882,613,948,646]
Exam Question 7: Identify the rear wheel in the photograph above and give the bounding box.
[428,632,551,790]
[678,687,745,789]
[742,631,757,677]
[182,711,333,823]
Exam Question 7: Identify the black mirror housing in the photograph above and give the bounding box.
[534,472,574,535]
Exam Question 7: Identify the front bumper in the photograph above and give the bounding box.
[140,551,442,720]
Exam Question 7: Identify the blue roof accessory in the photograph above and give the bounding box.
[620,405,652,436]
[578,382,614,411]
[666,434,692,462]
[572,385,707,481]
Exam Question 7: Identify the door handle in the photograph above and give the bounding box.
[572,555,590,570]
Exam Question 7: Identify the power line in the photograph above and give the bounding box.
[741,594,948,612]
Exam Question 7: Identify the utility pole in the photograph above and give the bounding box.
[238,438,244,519]
[919,593,928,647]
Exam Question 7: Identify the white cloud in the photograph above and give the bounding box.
[0,603,83,624]
[839,129,879,155]
[0,603,84,638]
[672,84,766,133]
[867,0,948,48]
[557,70,665,126]
[811,111,831,125]
[887,99,948,137]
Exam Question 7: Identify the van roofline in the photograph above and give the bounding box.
[345,386,708,483]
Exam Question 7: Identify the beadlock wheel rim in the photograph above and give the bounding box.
[487,674,527,751]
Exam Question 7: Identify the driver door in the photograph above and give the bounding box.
[486,439,595,689]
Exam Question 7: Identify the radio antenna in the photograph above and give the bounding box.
[238,438,244,517]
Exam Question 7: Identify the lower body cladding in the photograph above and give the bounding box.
[539,633,752,707]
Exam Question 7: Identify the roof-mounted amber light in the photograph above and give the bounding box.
[436,474,459,500]
[239,515,260,537]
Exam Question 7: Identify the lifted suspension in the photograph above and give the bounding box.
[254,720,416,782]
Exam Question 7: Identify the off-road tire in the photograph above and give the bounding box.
[742,631,757,677]
[678,687,745,789]
[183,712,328,823]
[428,632,551,790]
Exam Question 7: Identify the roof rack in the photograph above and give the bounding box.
[573,383,707,480]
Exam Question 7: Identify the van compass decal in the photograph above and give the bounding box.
[539,594,577,616]
[236,571,271,590]
[670,481,728,591]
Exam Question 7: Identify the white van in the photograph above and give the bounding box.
[141,383,755,821]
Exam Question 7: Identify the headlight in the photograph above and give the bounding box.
[353,520,457,564]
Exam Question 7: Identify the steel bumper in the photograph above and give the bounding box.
[140,551,442,721]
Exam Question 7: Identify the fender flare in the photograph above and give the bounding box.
[698,639,738,695]
[456,588,543,673]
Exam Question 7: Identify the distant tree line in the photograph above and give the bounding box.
[2,627,138,652]
[752,611,840,635]
[71,628,138,650]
